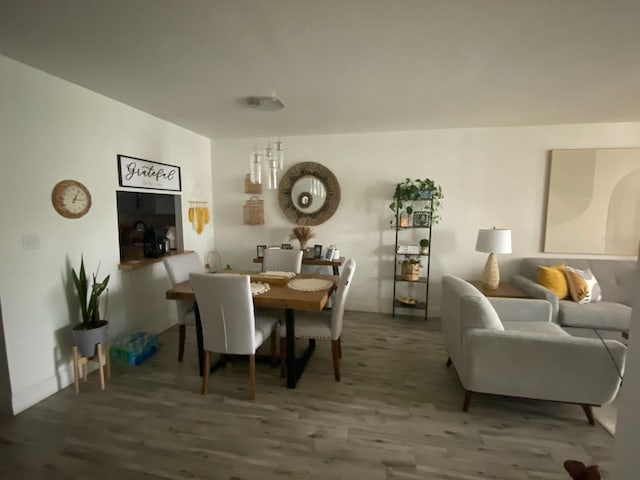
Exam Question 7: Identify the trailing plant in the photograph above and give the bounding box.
[72,256,110,330]
[419,238,430,247]
[389,177,444,223]
[402,257,422,267]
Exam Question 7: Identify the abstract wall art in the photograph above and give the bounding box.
[544,148,640,255]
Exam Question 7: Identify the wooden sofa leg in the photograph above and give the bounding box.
[462,390,472,412]
[446,357,452,367]
[582,404,596,426]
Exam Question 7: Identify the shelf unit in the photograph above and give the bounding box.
[392,196,433,320]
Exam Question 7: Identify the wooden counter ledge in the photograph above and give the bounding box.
[118,250,194,271]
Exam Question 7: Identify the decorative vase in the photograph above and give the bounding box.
[420,246,429,255]
[72,321,109,358]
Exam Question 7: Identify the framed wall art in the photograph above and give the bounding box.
[544,148,640,255]
[117,154,181,191]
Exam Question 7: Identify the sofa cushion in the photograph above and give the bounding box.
[564,266,602,303]
[559,301,631,331]
[520,257,636,305]
[536,264,569,299]
[502,321,569,336]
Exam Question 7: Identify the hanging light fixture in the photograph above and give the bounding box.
[245,95,285,190]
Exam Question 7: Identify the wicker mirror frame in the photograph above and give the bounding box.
[278,162,341,225]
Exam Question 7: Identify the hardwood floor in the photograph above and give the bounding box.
[0,312,615,479]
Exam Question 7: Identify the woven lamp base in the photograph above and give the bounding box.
[481,253,500,289]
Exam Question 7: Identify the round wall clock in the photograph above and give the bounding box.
[51,179,92,219]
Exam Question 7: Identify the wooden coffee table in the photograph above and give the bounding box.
[468,280,530,299]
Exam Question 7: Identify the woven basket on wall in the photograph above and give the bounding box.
[244,174,262,194]
[243,196,264,225]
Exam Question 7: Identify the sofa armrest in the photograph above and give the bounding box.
[488,298,552,322]
[511,274,560,321]
[462,329,626,405]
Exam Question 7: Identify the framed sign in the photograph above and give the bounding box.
[117,154,181,191]
[256,245,267,258]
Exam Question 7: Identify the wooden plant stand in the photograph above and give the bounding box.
[72,343,111,393]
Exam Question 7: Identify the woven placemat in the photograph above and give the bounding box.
[287,278,333,292]
[251,282,270,296]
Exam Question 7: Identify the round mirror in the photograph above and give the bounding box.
[278,162,340,225]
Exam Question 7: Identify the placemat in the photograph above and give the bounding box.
[251,282,270,296]
[263,271,297,278]
[287,278,333,292]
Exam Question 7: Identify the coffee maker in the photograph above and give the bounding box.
[143,227,167,258]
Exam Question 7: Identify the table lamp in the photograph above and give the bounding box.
[475,228,512,289]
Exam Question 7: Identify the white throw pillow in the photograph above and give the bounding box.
[564,266,602,304]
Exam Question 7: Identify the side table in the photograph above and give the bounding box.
[468,280,531,299]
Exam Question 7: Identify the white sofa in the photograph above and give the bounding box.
[441,276,626,423]
[511,258,635,341]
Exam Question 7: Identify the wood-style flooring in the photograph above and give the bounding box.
[0,312,616,479]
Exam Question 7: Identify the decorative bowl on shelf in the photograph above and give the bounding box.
[398,296,417,306]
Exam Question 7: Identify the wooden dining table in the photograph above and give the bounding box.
[165,271,338,389]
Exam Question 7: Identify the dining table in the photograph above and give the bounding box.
[165,271,338,389]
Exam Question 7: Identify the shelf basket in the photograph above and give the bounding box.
[401,262,420,281]
[244,174,262,194]
[243,196,264,225]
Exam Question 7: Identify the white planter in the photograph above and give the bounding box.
[72,321,109,358]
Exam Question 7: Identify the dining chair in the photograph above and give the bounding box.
[163,252,206,361]
[279,258,356,381]
[190,273,278,399]
[262,249,303,273]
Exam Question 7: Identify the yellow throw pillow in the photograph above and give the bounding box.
[536,264,568,299]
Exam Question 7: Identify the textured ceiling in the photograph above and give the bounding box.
[1,0,639,139]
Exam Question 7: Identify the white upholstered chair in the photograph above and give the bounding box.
[262,249,303,273]
[279,258,356,381]
[163,252,206,361]
[190,273,278,399]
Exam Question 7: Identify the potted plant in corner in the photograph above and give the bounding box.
[389,177,444,224]
[71,256,110,358]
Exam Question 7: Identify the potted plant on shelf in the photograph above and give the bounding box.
[388,177,444,224]
[71,256,110,358]
[419,238,430,255]
[400,257,422,281]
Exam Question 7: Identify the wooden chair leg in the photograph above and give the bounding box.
[280,337,286,378]
[582,404,596,426]
[96,343,106,391]
[446,357,452,367]
[249,354,256,400]
[331,339,341,382]
[202,350,211,395]
[337,337,342,359]
[462,390,472,411]
[178,324,186,362]
[72,346,80,394]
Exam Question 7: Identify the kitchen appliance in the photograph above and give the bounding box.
[143,227,167,258]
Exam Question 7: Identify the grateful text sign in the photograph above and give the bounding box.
[117,155,182,191]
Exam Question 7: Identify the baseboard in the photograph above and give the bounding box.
[11,365,74,415]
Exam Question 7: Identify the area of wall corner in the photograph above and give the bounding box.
[0,297,13,416]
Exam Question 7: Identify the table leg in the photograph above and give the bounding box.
[332,265,339,275]
[195,302,204,377]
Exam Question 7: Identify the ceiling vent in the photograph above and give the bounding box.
[246,96,284,111]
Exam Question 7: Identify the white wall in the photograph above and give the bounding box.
[0,55,213,414]
[212,123,640,316]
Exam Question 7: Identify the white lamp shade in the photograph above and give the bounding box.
[476,228,512,254]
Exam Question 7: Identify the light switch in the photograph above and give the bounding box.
[21,233,40,250]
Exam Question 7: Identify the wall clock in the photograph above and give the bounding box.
[51,179,92,219]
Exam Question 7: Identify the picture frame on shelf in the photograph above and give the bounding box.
[413,211,431,227]
[313,244,323,258]
[281,243,293,250]
[256,245,267,258]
